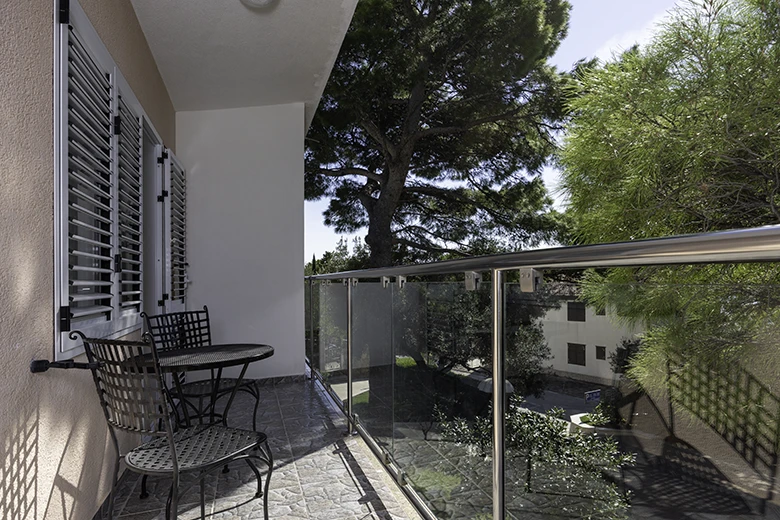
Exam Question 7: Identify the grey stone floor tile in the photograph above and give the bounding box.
[117,380,422,520]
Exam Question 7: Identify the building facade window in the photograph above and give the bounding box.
[567,301,586,322]
[596,345,606,360]
[568,343,586,366]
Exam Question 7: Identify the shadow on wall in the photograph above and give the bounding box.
[667,355,780,499]
[0,369,135,520]
[0,403,38,520]
[617,357,780,517]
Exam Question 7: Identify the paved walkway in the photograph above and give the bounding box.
[106,379,422,520]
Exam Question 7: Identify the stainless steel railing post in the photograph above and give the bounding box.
[347,277,355,434]
[492,268,505,519]
[308,277,314,381]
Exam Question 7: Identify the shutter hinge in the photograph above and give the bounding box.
[157,294,169,307]
[156,151,168,164]
[60,306,71,332]
[114,254,122,273]
[113,116,121,135]
[59,0,70,24]
[157,190,169,202]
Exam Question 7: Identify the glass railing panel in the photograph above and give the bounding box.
[501,269,780,520]
[351,280,394,448]
[392,277,494,519]
[312,279,349,409]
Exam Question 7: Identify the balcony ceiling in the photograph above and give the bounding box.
[130,0,357,126]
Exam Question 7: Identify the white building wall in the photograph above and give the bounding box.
[542,303,640,385]
[176,103,305,379]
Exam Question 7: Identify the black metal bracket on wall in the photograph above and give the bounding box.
[30,359,100,373]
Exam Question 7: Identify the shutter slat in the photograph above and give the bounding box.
[71,280,113,287]
[71,265,114,274]
[70,293,114,302]
[70,217,112,237]
[71,202,113,225]
[70,233,111,250]
[69,249,113,263]
[69,153,112,183]
[68,187,111,213]
[70,305,113,319]
[67,33,110,90]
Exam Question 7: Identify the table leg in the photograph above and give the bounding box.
[221,363,249,427]
[209,367,223,424]
[171,371,191,427]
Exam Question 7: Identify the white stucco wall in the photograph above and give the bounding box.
[176,104,306,380]
[543,304,639,384]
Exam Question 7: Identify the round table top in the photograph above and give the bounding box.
[153,343,274,371]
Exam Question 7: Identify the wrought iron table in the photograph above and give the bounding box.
[136,343,274,501]
[144,343,274,427]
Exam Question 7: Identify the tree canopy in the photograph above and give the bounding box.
[560,0,780,242]
[306,0,572,267]
[559,0,780,390]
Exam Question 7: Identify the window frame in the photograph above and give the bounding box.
[54,0,161,359]
[567,342,587,366]
[567,301,586,322]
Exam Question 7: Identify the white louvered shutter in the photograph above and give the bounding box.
[116,94,143,313]
[64,25,115,328]
[167,154,187,311]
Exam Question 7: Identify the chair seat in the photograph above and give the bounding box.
[126,425,266,474]
[177,378,256,398]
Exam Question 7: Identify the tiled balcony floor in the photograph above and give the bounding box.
[106,379,423,520]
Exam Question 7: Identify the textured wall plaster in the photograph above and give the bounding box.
[0,1,173,519]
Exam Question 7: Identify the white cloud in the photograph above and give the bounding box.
[593,9,672,63]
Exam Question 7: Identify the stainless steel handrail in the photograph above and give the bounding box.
[307,225,780,280]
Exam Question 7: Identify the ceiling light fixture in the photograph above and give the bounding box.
[240,0,278,9]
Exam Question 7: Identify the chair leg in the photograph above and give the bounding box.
[252,385,261,432]
[261,441,274,520]
[139,474,149,499]
[105,457,120,520]
[199,478,206,519]
[245,458,263,497]
[165,481,179,520]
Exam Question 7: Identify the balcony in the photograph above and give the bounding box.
[304,226,780,520]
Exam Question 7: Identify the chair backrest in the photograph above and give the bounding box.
[75,331,172,436]
[141,305,212,352]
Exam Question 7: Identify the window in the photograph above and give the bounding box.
[55,0,149,359]
[596,345,606,360]
[567,301,586,322]
[568,343,586,366]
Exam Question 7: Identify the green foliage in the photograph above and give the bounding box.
[559,0,780,392]
[425,283,555,396]
[561,0,780,243]
[409,468,462,499]
[395,356,418,369]
[306,0,574,266]
[305,237,369,275]
[609,338,641,375]
[440,395,634,518]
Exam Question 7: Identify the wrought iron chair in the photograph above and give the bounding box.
[141,306,263,429]
[75,331,273,520]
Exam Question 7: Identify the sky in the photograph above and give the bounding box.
[304,0,682,261]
